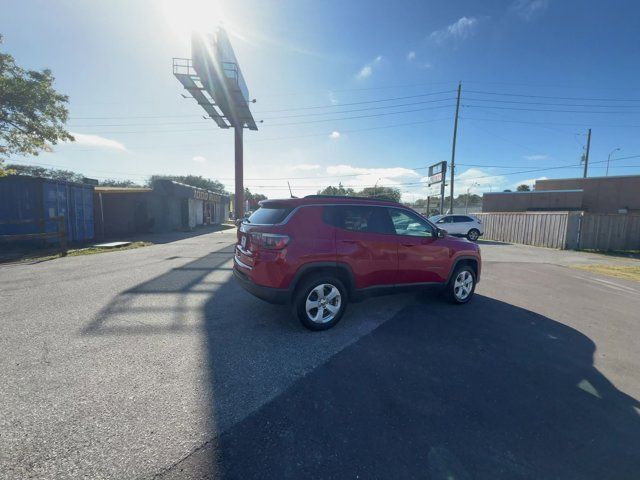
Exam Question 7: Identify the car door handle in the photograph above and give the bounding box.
[401,242,417,247]
[341,240,359,244]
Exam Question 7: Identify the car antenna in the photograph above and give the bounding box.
[287,181,297,198]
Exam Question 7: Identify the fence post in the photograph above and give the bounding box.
[58,216,68,257]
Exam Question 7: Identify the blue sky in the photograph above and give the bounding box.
[2,0,640,200]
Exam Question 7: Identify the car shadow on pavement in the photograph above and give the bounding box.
[199,287,640,479]
[82,250,640,479]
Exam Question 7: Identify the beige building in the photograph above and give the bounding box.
[482,174,640,213]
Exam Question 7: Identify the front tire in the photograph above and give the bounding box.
[467,229,480,241]
[446,266,476,304]
[293,275,347,331]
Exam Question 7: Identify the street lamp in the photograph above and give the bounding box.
[373,178,382,196]
[465,182,479,214]
[606,148,621,177]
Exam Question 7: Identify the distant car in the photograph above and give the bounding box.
[233,196,481,330]
[429,214,484,241]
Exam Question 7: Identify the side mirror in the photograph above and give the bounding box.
[437,228,447,238]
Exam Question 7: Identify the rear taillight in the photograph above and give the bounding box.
[249,233,290,250]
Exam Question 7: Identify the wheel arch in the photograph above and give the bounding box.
[290,262,355,298]
[447,256,480,283]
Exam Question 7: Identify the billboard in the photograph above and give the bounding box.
[191,28,257,130]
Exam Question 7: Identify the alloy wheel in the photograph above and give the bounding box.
[454,270,474,301]
[305,283,341,324]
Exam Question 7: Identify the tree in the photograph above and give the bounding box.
[147,174,227,193]
[99,179,142,188]
[503,189,512,193]
[360,186,401,203]
[6,163,84,182]
[318,183,356,197]
[0,35,73,176]
[516,184,531,192]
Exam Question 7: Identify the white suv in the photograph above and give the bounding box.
[429,214,484,241]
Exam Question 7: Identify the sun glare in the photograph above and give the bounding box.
[161,0,226,39]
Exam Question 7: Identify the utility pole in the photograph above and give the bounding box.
[583,128,591,178]
[449,82,462,213]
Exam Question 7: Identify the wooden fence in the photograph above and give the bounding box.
[475,212,640,251]
[577,214,640,251]
[0,216,68,256]
[475,212,572,249]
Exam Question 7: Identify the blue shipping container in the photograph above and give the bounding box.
[0,176,94,243]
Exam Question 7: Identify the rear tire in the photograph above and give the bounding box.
[445,266,476,304]
[293,274,348,331]
[467,229,480,241]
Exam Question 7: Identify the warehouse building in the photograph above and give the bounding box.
[482,174,640,214]
[94,179,229,238]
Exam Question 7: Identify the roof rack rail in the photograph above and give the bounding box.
[304,194,400,203]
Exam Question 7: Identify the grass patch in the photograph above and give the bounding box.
[580,249,640,260]
[2,241,152,265]
[67,241,152,257]
[571,264,640,282]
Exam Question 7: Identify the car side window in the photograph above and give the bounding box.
[454,215,472,223]
[333,206,395,235]
[388,208,434,237]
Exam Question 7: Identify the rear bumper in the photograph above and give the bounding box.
[233,262,290,304]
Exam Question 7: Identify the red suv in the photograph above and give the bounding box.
[233,196,481,330]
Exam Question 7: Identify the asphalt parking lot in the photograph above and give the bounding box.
[1,229,639,479]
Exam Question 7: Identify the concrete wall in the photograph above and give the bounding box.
[482,190,583,213]
[535,175,640,214]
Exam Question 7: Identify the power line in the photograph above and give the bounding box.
[460,116,640,128]
[264,104,455,127]
[463,97,640,108]
[255,90,456,114]
[464,89,640,102]
[463,104,640,114]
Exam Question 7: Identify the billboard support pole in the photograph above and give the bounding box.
[234,126,244,219]
[440,164,446,214]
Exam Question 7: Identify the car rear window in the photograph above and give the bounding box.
[247,206,292,224]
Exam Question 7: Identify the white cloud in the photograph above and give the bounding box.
[430,16,480,45]
[328,90,339,105]
[291,163,321,171]
[355,55,383,79]
[192,155,206,163]
[68,132,127,151]
[523,154,548,161]
[326,164,418,178]
[356,65,372,79]
[329,131,341,140]
[510,0,549,21]
[407,51,416,61]
[455,168,508,193]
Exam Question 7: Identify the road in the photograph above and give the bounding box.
[1,228,639,479]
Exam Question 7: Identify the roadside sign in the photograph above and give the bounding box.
[427,161,447,214]
[428,161,446,186]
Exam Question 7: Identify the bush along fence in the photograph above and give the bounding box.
[475,212,640,251]
[0,216,68,256]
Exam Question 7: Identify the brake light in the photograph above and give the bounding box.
[249,232,290,250]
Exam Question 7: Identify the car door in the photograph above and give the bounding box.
[332,205,398,289]
[453,215,473,235]
[388,208,450,284]
[435,215,457,234]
